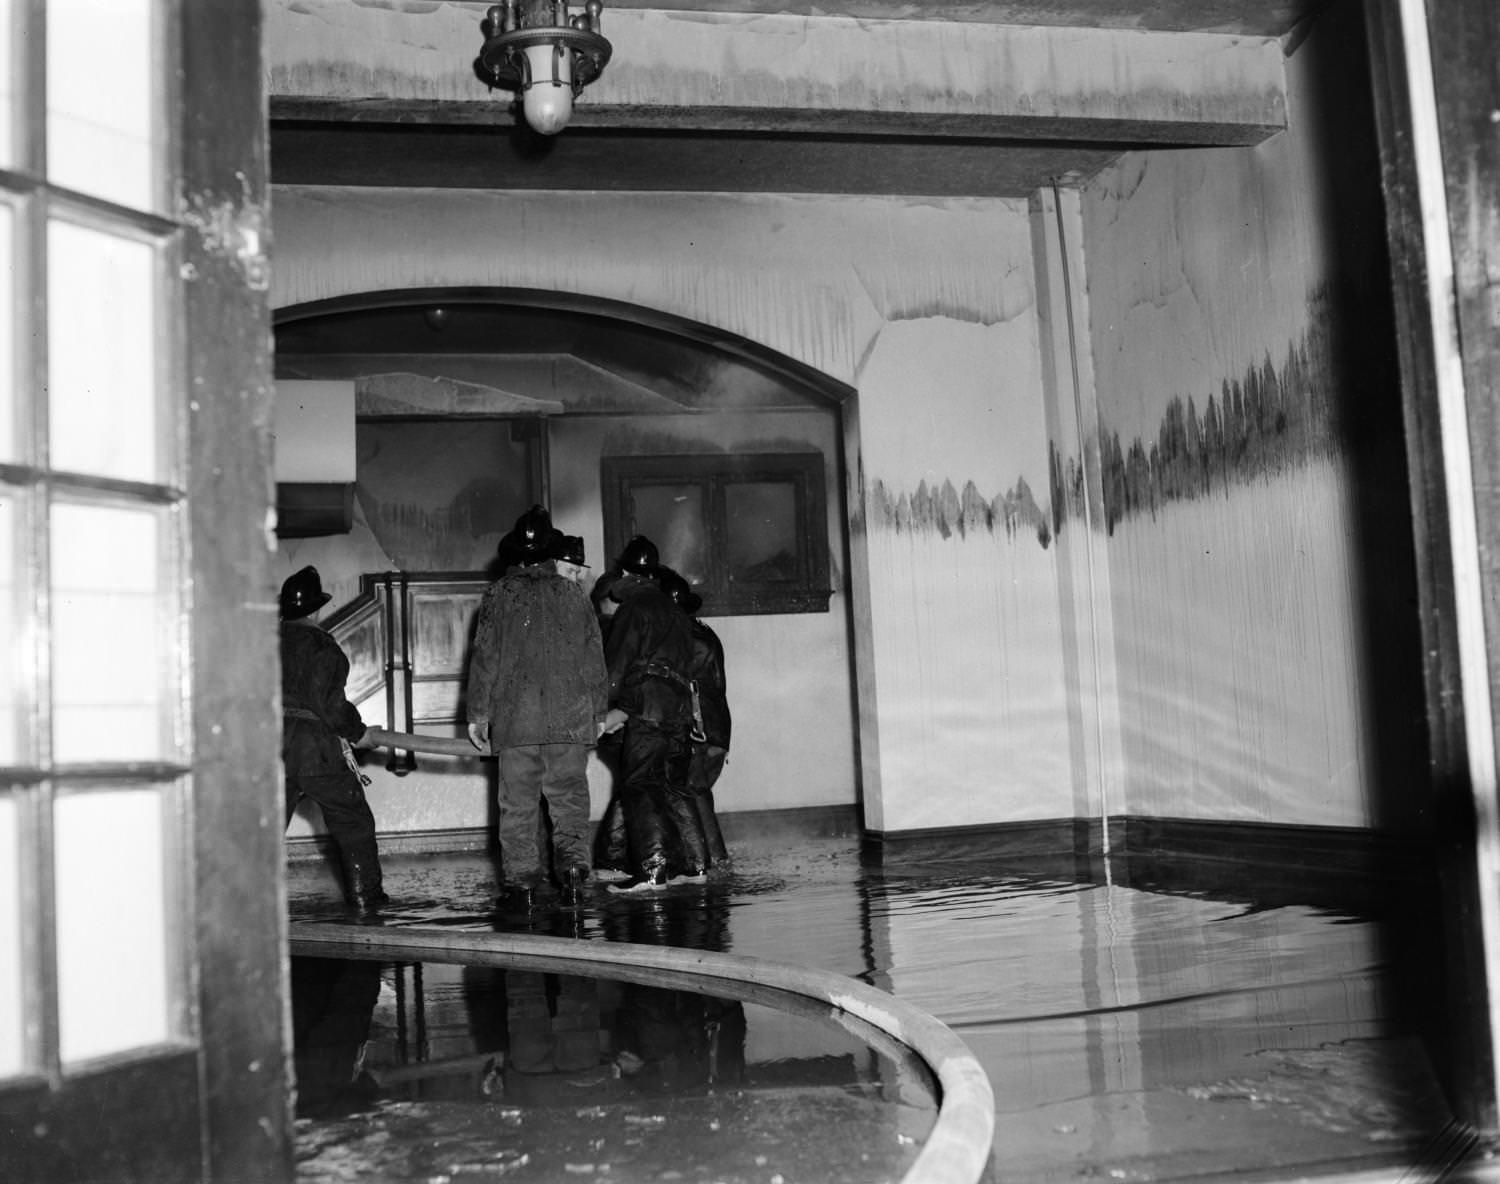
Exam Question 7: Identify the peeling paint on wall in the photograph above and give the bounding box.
[179,175,270,291]
[868,476,1051,548]
[270,187,1030,387]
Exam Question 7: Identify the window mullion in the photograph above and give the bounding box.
[705,476,727,600]
[21,61,57,1071]
[21,779,59,1083]
[17,0,44,180]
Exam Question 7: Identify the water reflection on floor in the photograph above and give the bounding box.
[292,955,936,1183]
[288,837,1455,1183]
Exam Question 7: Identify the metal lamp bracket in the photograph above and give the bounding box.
[479,12,612,98]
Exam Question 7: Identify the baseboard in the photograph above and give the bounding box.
[863,819,1108,880]
[286,805,863,863]
[288,812,1439,912]
[1121,815,1435,875]
[717,804,862,841]
[855,814,1436,909]
[864,817,1099,861]
[285,827,492,861]
[1117,815,1438,910]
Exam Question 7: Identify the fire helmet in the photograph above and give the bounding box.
[659,568,704,615]
[615,534,659,576]
[554,534,587,566]
[502,505,558,566]
[280,565,332,620]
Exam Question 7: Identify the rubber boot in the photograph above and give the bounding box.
[497,874,545,918]
[344,852,389,914]
[561,863,591,908]
[694,790,730,866]
[664,791,710,882]
[608,855,669,894]
[592,796,631,880]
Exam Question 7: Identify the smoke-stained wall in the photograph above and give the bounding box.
[855,313,1071,832]
[550,410,857,815]
[1078,3,1427,831]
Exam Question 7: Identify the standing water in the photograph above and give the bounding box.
[288,836,1456,1182]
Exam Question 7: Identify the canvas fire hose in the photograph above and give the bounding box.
[364,726,479,759]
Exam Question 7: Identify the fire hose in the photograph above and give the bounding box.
[363,726,479,759]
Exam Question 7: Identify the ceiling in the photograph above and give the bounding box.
[571,1,1321,35]
[270,1,1325,399]
[269,0,1324,200]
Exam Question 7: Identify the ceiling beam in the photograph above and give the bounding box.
[266,1,1287,147]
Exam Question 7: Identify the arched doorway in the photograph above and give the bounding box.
[272,288,865,849]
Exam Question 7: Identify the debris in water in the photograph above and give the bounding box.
[447,1151,529,1175]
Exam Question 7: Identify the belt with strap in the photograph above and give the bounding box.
[632,662,706,742]
[283,705,369,782]
[636,660,692,690]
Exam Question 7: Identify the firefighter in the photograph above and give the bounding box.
[599,536,710,890]
[660,568,731,868]
[467,506,610,912]
[279,565,387,913]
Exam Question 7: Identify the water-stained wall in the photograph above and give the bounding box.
[853,312,1070,832]
[273,3,1414,845]
[272,187,1069,837]
[1077,3,1426,831]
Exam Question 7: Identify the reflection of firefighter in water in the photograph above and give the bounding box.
[613,983,747,1095]
[599,887,745,1093]
[493,968,621,1107]
[487,961,745,1105]
[289,956,383,1117]
[486,886,744,1106]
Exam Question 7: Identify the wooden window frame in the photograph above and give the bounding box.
[2,1,289,1178]
[1,0,194,1090]
[601,452,832,617]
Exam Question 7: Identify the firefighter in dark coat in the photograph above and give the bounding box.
[467,507,610,911]
[280,565,386,912]
[661,569,731,867]
[600,537,710,889]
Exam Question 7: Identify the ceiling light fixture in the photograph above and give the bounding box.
[478,0,612,136]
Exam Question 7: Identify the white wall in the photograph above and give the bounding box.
[1078,6,1427,831]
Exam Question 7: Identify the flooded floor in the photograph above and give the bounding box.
[286,835,1464,1183]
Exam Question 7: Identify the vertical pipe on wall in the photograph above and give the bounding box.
[383,575,401,775]
[1051,182,1112,867]
[399,573,417,774]
[1396,0,1500,1109]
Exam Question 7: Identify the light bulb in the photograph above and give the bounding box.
[522,42,573,135]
